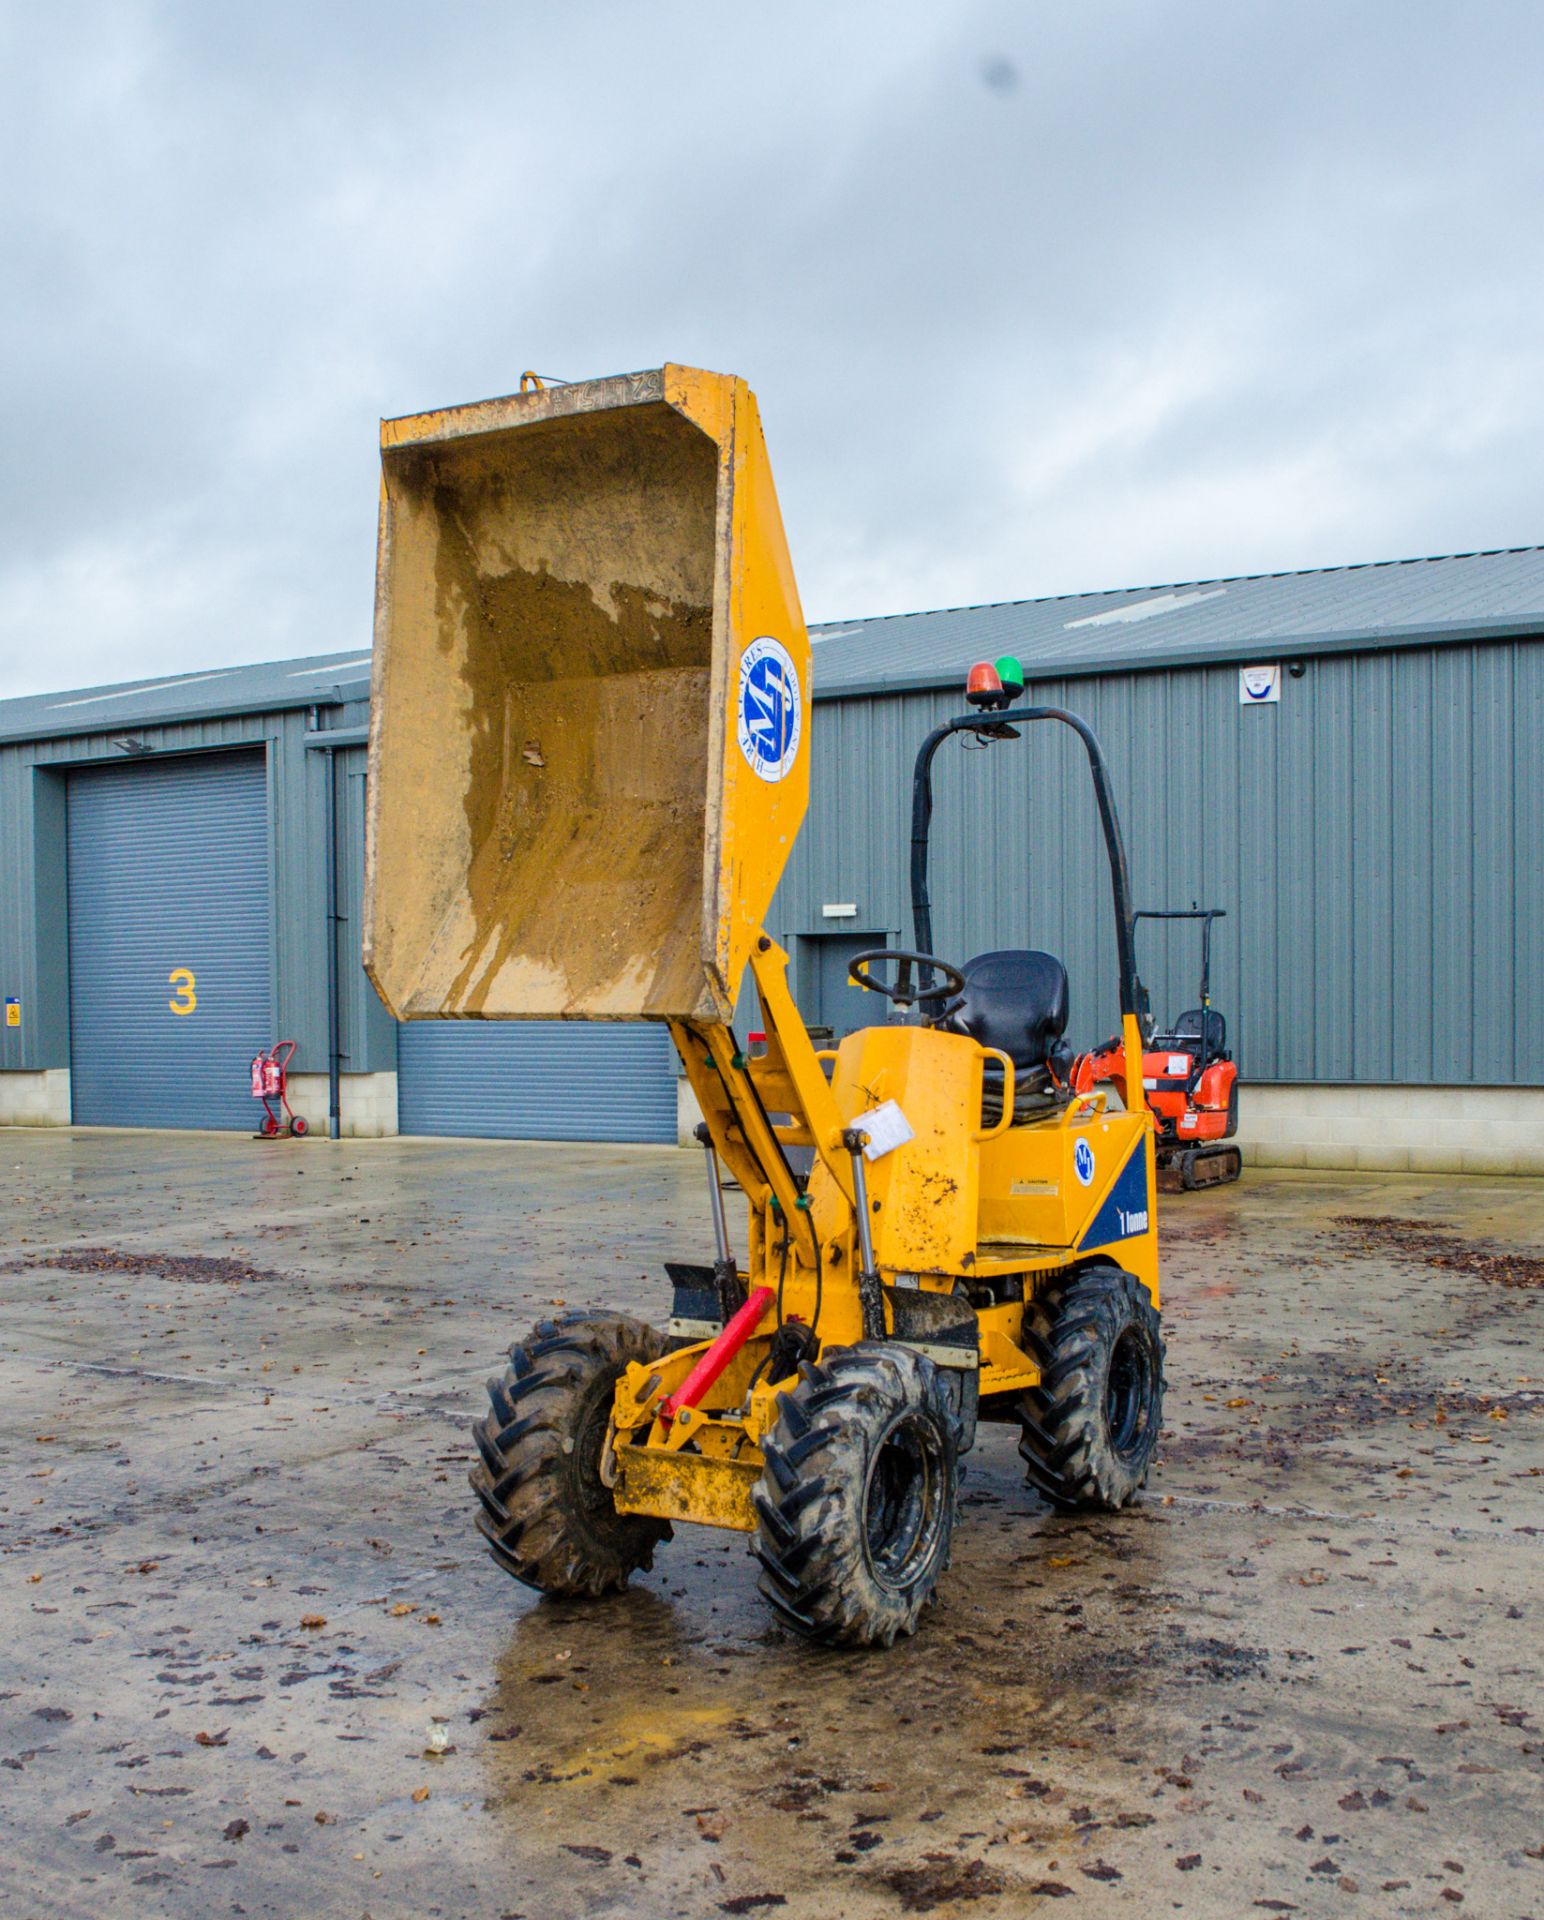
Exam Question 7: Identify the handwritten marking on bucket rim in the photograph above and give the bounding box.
[736,636,802,783]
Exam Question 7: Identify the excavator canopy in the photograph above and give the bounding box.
[363,366,810,1024]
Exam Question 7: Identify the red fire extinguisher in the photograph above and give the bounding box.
[250,1040,307,1138]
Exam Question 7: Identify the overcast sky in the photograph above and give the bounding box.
[2,1,1542,699]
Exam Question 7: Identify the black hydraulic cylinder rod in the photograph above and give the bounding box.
[910,706,1146,1022]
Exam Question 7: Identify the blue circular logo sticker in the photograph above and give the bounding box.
[736,636,802,783]
[1073,1137,1096,1188]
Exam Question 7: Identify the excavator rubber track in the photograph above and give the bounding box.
[1158,1144,1243,1192]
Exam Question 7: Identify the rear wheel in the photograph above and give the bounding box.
[290,1115,309,1137]
[1018,1263,1163,1510]
[754,1344,957,1648]
[471,1312,671,1597]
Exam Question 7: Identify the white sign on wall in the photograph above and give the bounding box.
[1239,663,1281,705]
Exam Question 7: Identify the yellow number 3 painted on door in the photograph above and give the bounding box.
[168,968,197,1016]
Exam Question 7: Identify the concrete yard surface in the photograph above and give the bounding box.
[1,1132,1542,1919]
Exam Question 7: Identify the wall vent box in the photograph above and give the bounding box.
[821,903,858,919]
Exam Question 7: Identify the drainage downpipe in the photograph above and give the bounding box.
[323,744,342,1140]
[306,706,344,1142]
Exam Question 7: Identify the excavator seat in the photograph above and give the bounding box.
[940,949,1074,1114]
[1153,1007,1228,1058]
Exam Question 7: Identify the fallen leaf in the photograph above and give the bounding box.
[300,1614,327,1630]
[412,1786,430,1803]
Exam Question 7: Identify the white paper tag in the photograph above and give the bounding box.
[1168,1053,1190,1075]
[859,1099,914,1161]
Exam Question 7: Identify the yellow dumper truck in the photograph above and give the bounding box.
[365,366,1163,1648]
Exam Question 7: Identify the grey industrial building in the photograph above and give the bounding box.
[3,545,1542,1172]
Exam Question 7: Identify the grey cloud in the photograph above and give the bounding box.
[2,0,1542,696]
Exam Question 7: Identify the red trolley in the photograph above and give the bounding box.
[250,1040,308,1138]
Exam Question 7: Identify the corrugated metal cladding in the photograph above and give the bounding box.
[771,640,1544,1087]
[67,752,272,1128]
[397,1022,678,1143]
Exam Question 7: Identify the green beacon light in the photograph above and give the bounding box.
[994,655,1025,701]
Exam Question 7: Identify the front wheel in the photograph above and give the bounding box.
[471,1312,671,1598]
[754,1344,958,1649]
[290,1115,309,1137]
[1018,1263,1164,1510]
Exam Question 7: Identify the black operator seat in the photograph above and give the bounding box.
[1154,1007,1228,1057]
[937,949,1074,1097]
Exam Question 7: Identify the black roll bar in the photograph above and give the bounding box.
[910,707,1147,1023]
[1133,906,1226,1081]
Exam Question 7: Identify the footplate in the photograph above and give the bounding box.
[611,1444,762,1532]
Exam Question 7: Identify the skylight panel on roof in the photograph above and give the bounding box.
[1063,588,1226,630]
[48,670,238,710]
[288,658,372,676]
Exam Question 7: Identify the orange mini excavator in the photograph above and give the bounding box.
[1074,907,1241,1191]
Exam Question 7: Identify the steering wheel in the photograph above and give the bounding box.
[848,948,966,1010]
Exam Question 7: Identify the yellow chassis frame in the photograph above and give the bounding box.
[605,939,1158,1534]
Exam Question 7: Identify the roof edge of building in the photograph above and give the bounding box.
[0,679,371,749]
[810,612,1544,700]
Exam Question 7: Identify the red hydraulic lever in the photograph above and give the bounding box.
[659,1286,775,1423]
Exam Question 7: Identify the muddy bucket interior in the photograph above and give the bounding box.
[364,366,809,1024]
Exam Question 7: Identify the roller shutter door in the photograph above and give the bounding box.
[67,752,271,1130]
[397,1022,677,1143]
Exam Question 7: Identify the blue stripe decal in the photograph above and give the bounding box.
[1077,1140,1151,1249]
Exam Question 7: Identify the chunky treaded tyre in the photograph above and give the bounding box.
[753,1343,958,1649]
[471,1312,671,1598]
[1018,1263,1164,1511]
